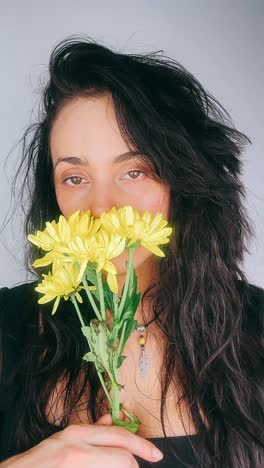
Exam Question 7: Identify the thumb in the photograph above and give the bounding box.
[95,410,126,426]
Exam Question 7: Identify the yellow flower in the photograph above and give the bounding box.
[28,211,101,269]
[100,206,172,257]
[67,210,101,238]
[35,263,89,315]
[62,230,126,294]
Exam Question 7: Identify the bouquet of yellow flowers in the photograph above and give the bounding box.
[28,206,172,433]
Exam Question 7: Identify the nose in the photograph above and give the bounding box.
[88,181,117,218]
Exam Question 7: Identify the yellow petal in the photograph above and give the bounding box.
[107,237,126,259]
[107,272,118,294]
[38,295,55,304]
[103,260,117,275]
[140,242,165,257]
[123,206,134,225]
[52,296,60,315]
[77,261,88,282]
[75,292,83,303]
[33,255,52,268]
[45,222,61,242]
[58,215,71,243]
[67,210,80,227]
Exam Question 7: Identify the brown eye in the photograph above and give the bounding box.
[65,176,83,185]
[127,170,144,179]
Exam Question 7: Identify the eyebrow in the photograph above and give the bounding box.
[54,151,143,169]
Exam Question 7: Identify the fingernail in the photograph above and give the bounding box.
[152,448,164,460]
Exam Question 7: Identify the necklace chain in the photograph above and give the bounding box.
[136,315,157,330]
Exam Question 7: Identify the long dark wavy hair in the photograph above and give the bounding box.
[11,36,264,466]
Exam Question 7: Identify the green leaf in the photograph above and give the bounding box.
[85,265,97,286]
[120,291,141,322]
[84,266,101,302]
[82,352,105,372]
[102,280,115,311]
[123,318,138,343]
[83,351,97,362]
[113,381,124,391]
[95,361,105,372]
[114,405,140,433]
[89,321,112,371]
[117,355,127,368]
[82,321,115,376]
[109,318,123,333]
[81,325,91,342]
[128,263,137,296]
[119,263,142,321]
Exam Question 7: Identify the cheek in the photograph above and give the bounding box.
[139,187,170,219]
[55,187,89,217]
[55,189,71,216]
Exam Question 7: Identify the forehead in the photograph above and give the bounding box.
[50,94,131,161]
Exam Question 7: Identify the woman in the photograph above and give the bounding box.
[0,36,263,467]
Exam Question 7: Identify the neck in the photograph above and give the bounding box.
[116,256,160,325]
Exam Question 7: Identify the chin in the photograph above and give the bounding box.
[111,246,155,277]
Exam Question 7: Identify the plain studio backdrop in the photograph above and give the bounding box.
[0,0,263,288]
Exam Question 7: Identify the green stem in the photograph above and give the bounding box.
[72,276,122,425]
[97,371,112,406]
[111,382,120,422]
[113,292,119,319]
[108,292,120,342]
[71,295,85,328]
[96,271,106,320]
[82,275,102,320]
[117,248,135,319]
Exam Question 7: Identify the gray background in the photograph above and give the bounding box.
[0,0,263,288]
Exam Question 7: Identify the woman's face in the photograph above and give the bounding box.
[50,94,170,278]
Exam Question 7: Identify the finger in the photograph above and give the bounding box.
[95,411,126,425]
[62,424,164,463]
[95,413,113,425]
[80,445,139,468]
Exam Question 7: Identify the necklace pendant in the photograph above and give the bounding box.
[139,347,148,376]
[137,325,148,376]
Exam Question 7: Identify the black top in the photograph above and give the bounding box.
[0,280,263,467]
